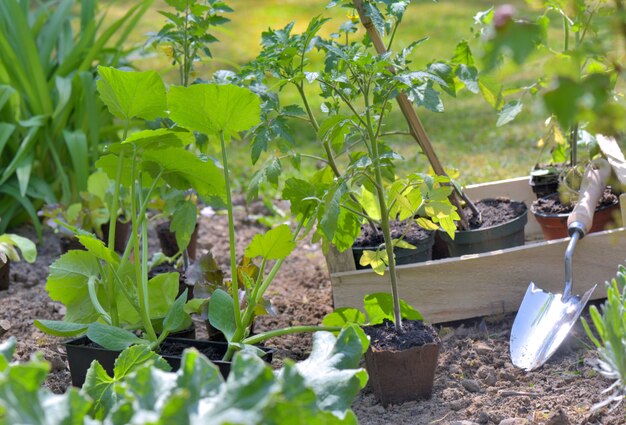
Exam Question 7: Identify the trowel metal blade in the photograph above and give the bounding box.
[510,282,596,371]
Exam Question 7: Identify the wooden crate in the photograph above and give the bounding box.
[326,177,626,324]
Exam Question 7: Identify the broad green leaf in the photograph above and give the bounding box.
[357,187,381,221]
[359,250,387,275]
[322,308,367,327]
[497,100,523,127]
[87,171,110,202]
[331,204,361,253]
[34,320,88,337]
[168,84,261,139]
[208,288,237,341]
[244,224,295,260]
[97,66,167,121]
[116,128,193,152]
[170,201,197,252]
[162,291,189,334]
[46,250,103,323]
[295,328,368,416]
[87,322,147,351]
[0,234,36,263]
[175,348,223,404]
[363,292,424,324]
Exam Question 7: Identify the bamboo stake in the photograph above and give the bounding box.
[353,0,480,228]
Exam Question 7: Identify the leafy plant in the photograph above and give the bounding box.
[582,265,626,411]
[0,0,153,237]
[0,232,36,265]
[478,1,620,196]
[0,326,367,424]
[35,66,225,351]
[148,0,234,86]
[237,0,473,331]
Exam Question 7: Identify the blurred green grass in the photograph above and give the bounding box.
[104,0,551,187]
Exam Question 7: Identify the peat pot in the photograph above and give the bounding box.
[438,207,528,258]
[363,320,440,406]
[65,336,274,387]
[531,199,620,240]
[156,221,199,260]
[352,232,435,269]
[0,260,9,291]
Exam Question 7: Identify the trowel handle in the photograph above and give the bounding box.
[567,158,612,237]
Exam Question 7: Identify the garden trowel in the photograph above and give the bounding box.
[510,158,612,371]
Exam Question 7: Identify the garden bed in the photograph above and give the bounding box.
[1,199,624,424]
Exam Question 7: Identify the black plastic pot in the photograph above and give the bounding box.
[65,336,274,387]
[529,173,559,199]
[59,218,131,254]
[438,209,528,257]
[352,232,435,269]
[156,221,199,260]
[0,260,9,291]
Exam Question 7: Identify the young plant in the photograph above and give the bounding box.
[148,0,233,86]
[0,326,367,424]
[35,67,225,351]
[167,83,342,359]
[238,3,472,331]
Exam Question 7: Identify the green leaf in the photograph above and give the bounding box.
[246,157,282,202]
[244,224,295,260]
[96,66,167,121]
[170,201,197,252]
[86,322,148,351]
[455,64,479,94]
[0,234,36,263]
[322,308,367,327]
[357,187,381,221]
[363,2,385,36]
[77,234,119,266]
[358,250,387,275]
[451,40,474,66]
[392,239,416,249]
[416,217,439,231]
[0,336,16,365]
[208,288,237,341]
[168,84,261,139]
[162,291,189,334]
[34,320,88,337]
[363,292,424,324]
[283,178,320,216]
[496,100,523,127]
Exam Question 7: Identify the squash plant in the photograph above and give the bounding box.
[237,2,472,330]
[34,67,225,351]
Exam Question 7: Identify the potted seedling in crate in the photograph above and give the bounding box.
[0,231,36,291]
[479,2,621,239]
[34,67,227,386]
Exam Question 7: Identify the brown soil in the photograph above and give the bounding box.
[532,189,619,215]
[465,198,527,230]
[354,220,432,247]
[364,319,438,351]
[1,202,625,424]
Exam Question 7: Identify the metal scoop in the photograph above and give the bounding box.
[510,158,611,371]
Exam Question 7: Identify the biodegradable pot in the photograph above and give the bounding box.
[352,232,435,269]
[364,323,440,406]
[65,336,274,387]
[0,260,9,291]
[438,208,528,257]
[156,221,199,260]
[531,199,620,240]
[59,218,131,254]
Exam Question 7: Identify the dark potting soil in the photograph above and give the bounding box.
[353,220,431,248]
[532,188,618,215]
[157,340,225,360]
[363,319,439,351]
[156,221,178,257]
[463,198,527,230]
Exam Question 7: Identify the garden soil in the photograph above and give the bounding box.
[1,203,625,424]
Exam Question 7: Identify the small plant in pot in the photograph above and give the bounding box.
[34,67,226,387]
[0,232,36,291]
[151,188,200,260]
[478,2,622,239]
[41,171,131,254]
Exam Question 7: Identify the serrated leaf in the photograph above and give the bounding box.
[416,217,440,231]
[455,64,479,94]
[97,67,166,121]
[168,84,261,139]
[245,224,295,260]
[392,239,416,249]
[363,2,385,36]
[358,250,387,275]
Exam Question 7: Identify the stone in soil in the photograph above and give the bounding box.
[353,219,431,247]
[462,198,527,229]
[363,319,438,351]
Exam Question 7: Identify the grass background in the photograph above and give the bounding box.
[105,0,553,187]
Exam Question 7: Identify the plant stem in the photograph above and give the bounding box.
[364,90,403,333]
[242,326,342,346]
[220,131,243,330]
